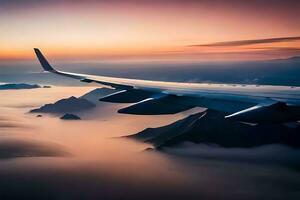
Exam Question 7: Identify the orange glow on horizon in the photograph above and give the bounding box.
[0,1,300,61]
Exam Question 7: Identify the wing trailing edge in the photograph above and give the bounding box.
[100,89,197,114]
[99,89,154,103]
[225,102,299,123]
[118,95,195,115]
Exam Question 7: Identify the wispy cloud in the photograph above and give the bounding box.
[0,138,70,159]
[188,36,300,47]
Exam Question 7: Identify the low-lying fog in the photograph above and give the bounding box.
[0,86,299,200]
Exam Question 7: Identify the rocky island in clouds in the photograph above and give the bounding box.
[30,96,96,114]
[128,110,300,149]
[0,83,42,90]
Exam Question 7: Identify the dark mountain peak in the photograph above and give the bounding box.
[0,83,41,90]
[30,96,96,114]
[29,87,118,115]
[60,113,81,120]
[127,111,206,142]
[288,56,300,60]
[128,109,300,149]
[274,56,300,62]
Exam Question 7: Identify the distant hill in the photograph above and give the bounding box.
[80,88,118,103]
[274,56,300,62]
[30,96,96,113]
[30,87,119,114]
[0,83,41,90]
[287,56,300,61]
[128,110,300,149]
[60,113,81,120]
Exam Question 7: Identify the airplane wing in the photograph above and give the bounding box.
[34,48,300,123]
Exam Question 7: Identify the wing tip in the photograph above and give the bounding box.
[33,48,56,72]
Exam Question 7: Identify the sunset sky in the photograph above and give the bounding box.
[1,0,300,61]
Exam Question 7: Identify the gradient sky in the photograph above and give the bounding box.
[1,0,300,61]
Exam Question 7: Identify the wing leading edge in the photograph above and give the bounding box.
[34,48,300,122]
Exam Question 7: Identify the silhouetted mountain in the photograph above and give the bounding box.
[43,85,52,88]
[0,83,41,90]
[60,113,81,120]
[128,110,300,149]
[275,56,300,62]
[80,88,118,103]
[30,96,96,113]
[29,88,116,115]
[287,56,300,61]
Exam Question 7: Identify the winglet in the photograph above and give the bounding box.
[34,48,56,72]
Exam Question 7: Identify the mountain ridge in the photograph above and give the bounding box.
[128,110,300,149]
[30,96,96,113]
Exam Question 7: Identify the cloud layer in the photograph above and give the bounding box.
[0,138,70,159]
[189,36,300,47]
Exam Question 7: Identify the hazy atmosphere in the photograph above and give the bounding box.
[1,0,300,199]
[0,86,299,200]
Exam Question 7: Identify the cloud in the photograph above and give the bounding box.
[188,36,300,47]
[0,138,70,159]
[249,47,300,52]
[164,143,300,166]
[0,121,32,129]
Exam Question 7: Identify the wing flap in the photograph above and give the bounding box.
[191,97,256,113]
[225,102,297,123]
[100,89,154,103]
[118,95,195,115]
